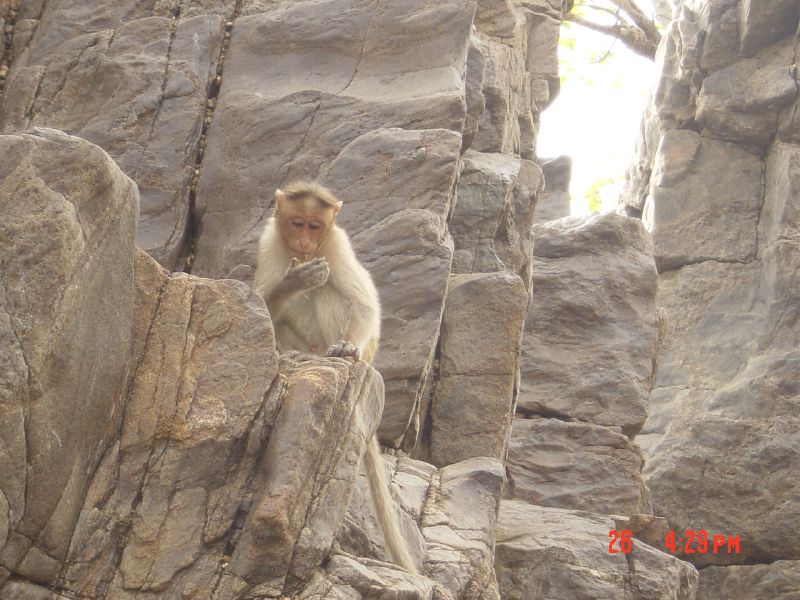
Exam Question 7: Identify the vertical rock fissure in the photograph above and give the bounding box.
[337,0,378,94]
[94,279,193,596]
[21,66,45,127]
[180,0,244,273]
[419,470,441,530]
[145,2,183,148]
[125,283,198,593]
[62,274,172,598]
[752,157,767,259]
[213,374,287,568]
[0,0,18,95]
[286,97,322,181]
[0,274,31,549]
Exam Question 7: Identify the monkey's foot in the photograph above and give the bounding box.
[326,340,360,360]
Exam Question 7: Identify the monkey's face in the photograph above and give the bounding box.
[277,195,336,261]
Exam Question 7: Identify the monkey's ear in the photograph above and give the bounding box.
[332,199,343,214]
[274,189,285,206]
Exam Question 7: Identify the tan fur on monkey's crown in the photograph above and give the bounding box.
[281,180,341,208]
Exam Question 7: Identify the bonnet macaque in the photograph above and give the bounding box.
[253,182,417,574]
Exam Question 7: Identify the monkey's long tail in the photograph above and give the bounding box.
[363,436,420,575]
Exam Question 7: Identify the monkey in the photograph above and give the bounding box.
[252,181,419,575]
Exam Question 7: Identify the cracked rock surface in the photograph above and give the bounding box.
[622,0,800,580]
[2,0,797,598]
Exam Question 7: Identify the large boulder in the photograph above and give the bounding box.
[505,417,652,516]
[495,500,699,600]
[430,273,528,466]
[697,561,800,600]
[519,212,659,437]
[0,129,138,584]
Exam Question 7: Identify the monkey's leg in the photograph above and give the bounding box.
[363,437,418,574]
[326,340,360,360]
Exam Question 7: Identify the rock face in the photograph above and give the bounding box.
[429,273,528,467]
[0,130,511,599]
[697,561,800,600]
[518,213,659,437]
[622,0,800,580]
[505,417,652,516]
[0,0,563,597]
[1,1,224,268]
[3,0,795,598]
[496,210,683,597]
[0,0,558,455]
[0,128,138,586]
[495,501,699,600]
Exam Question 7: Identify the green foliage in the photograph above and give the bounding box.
[584,176,618,212]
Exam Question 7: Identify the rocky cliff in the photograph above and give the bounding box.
[622,0,800,596]
[0,0,797,599]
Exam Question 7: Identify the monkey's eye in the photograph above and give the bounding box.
[291,219,305,228]
[309,222,322,231]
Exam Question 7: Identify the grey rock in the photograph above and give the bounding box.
[519,213,659,436]
[229,356,383,593]
[738,0,800,57]
[644,131,762,271]
[651,14,701,127]
[620,101,660,215]
[696,38,796,147]
[522,7,561,109]
[694,0,741,73]
[62,250,281,598]
[423,458,504,600]
[451,150,542,282]
[505,417,653,516]
[192,0,475,279]
[698,561,800,600]
[360,209,454,447]
[337,455,428,572]
[0,580,71,599]
[430,273,528,466]
[0,6,224,268]
[470,34,530,156]
[339,456,505,600]
[326,554,437,600]
[0,129,137,585]
[463,37,487,152]
[495,500,699,600]
[760,142,800,247]
[536,155,571,222]
[645,350,800,566]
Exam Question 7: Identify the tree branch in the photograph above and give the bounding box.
[607,0,661,47]
[565,11,658,59]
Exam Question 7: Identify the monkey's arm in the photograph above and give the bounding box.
[263,258,330,316]
[323,248,380,361]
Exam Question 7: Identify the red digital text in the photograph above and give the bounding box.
[665,530,741,555]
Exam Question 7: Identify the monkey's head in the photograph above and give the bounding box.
[275,181,343,261]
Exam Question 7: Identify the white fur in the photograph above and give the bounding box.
[253,218,380,357]
[253,215,419,574]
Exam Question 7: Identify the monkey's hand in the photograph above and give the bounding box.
[283,257,329,292]
[326,340,360,360]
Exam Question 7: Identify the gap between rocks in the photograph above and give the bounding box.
[0,0,18,93]
[180,0,245,274]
